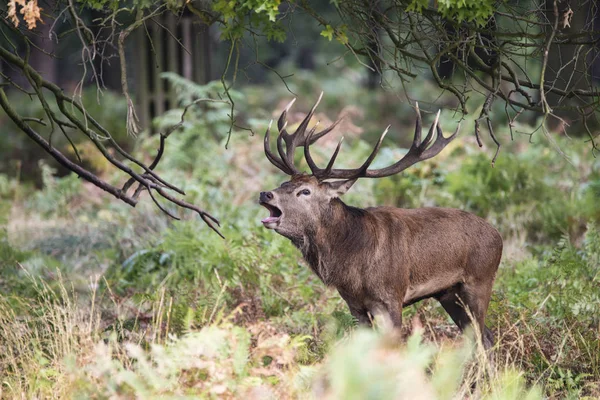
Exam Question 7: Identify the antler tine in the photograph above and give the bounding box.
[355,125,390,174]
[276,120,299,174]
[264,119,295,174]
[306,117,341,144]
[317,108,458,180]
[277,97,297,136]
[423,121,461,158]
[303,123,321,175]
[413,102,422,147]
[287,91,323,152]
[313,107,417,180]
[420,110,440,151]
[304,123,345,179]
[324,137,344,174]
[309,125,389,181]
[272,93,328,175]
[450,121,461,139]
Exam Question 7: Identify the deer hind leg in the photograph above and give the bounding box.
[436,283,494,350]
[363,301,402,333]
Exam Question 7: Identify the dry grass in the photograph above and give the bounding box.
[1,267,593,399]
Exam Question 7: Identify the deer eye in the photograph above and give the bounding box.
[298,189,311,196]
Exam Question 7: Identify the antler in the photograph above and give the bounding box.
[304,103,460,180]
[264,95,459,181]
[264,92,341,176]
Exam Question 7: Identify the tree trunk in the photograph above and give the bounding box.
[544,0,596,132]
[29,5,57,83]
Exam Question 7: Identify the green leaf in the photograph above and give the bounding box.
[320,25,335,41]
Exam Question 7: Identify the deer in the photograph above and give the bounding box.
[258,93,503,350]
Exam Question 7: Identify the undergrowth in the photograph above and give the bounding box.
[1,77,600,398]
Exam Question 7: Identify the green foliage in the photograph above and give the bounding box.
[491,226,600,396]
[371,135,600,244]
[152,74,241,172]
[0,174,21,200]
[319,329,543,400]
[372,146,445,208]
[27,161,82,217]
[547,367,592,398]
[2,75,600,398]
[76,0,156,10]
[75,0,118,10]
[212,0,286,42]
[79,325,256,397]
[0,227,32,295]
[320,24,349,44]
[0,88,129,182]
[445,153,540,214]
[500,226,600,322]
[406,0,500,25]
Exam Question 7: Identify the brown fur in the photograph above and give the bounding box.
[260,175,502,348]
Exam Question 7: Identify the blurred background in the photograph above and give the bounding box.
[1,1,600,398]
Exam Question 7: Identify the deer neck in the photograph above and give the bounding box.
[291,198,367,284]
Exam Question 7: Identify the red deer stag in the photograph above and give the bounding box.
[259,93,502,349]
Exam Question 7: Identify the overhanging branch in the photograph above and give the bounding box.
[0,39,224,237]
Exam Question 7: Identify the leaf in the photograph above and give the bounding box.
[336,24,349,45]
[320,25,335,41]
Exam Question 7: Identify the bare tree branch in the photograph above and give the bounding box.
[0,35,223,237]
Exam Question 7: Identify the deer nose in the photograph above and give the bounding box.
[260,191,274,202]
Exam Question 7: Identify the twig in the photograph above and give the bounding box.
[221,37,237,149]
[475,93,500,166]
[122,97,229,194]
[539,0,560,115]
[0,87,135,206]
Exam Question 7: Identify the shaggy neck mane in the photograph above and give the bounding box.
[291,198,370,284]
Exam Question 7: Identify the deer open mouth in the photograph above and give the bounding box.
[260,202,282,227]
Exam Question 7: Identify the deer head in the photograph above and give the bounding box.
[259,92,459,240]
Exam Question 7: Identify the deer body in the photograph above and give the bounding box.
[260,94,503,349]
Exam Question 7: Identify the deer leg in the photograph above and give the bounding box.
[386,303,403,329]
[368,306,391,331]
[461,283,495,351]
[436,284,494,350]
[437,290,471,330]
[366,301,402,333]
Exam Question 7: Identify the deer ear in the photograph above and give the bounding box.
[325,179,357,197]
